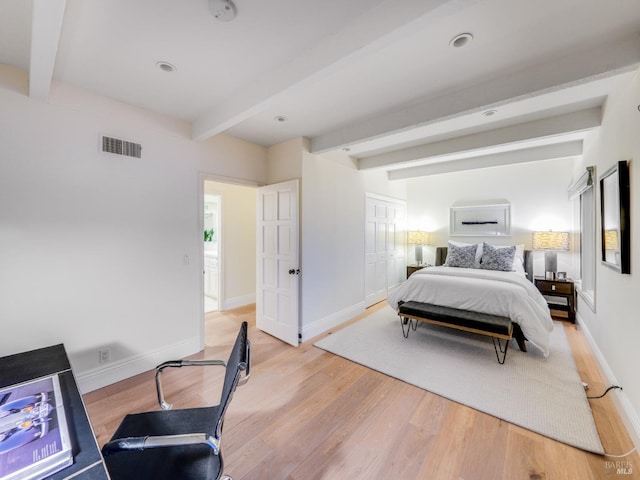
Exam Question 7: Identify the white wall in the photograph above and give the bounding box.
[266,138,303,184]
[264,138,406,339]
[406,159,576,277]
[299,146,365,338]
[298,145,407,339]
[573,69,640,446]
[204,181,257,309]
[0,66,267,392]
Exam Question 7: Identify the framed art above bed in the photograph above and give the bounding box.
[450,200,511,236]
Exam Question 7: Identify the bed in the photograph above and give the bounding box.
[387,243,554,357]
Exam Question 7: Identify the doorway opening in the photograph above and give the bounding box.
[204,194,220,313]
[200,176,258,337]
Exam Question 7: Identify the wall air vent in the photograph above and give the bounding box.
[101,135,142,158]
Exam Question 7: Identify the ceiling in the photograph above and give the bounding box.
[1,0,640,179]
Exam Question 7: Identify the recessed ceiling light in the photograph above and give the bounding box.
[449,33,473,48]
[274,115,288,123]
[156,61,177,73]
[342,147,351,152]
[483,109,498,117]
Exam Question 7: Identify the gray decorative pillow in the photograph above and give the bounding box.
[444,243,479,268]
[480,243,515,271]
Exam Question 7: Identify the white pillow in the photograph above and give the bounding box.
[448,240,482,267]
[512,261,526,275]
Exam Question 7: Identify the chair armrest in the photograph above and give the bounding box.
[155,359,226,410]
[102,433,220,457]
[238,340,251,387]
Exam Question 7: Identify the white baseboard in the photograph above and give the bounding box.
[576,312,640,452]
[300,301,366,342]
[221,293,256,311]
[74,336,201,394]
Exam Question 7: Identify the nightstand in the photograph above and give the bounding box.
[407,265,426,278]
[534,277,576,323]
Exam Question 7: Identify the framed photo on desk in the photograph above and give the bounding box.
[0,345,110,480]
[0,375,73,480]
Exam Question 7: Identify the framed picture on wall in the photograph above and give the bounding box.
[450,201,511,236]
[599,160,630,274]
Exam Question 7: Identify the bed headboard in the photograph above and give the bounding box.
[434,246,534,282]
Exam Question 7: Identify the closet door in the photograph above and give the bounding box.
[365,195,406,307]
[364,198,388,306]
[386,202,406,290]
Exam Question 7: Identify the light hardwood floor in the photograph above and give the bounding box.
[84,304,639,480]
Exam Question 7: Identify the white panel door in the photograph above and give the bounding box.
[365,197,387,306]
[387,202,406,289]
[256,179,299,346]
[365,195,406,307]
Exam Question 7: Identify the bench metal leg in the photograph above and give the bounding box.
[492,337,511,364]
[400,316,417,338]
[400,312,512,364]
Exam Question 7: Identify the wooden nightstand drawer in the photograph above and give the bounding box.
[534,277,576,323]
[535,280,573,295]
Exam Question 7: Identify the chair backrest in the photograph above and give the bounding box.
[214,321,249,442]
[100,322,251,480]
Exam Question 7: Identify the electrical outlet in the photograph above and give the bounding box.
[98,348,111,364]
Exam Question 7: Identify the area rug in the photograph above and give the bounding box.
[314,306,604,454]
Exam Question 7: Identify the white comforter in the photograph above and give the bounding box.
[387,266,554,356]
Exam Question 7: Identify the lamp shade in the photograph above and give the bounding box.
[604,229,619,250]
[532,231,569,251]
[407,231,430,245]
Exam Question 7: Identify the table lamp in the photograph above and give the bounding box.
[532,231,570,279]
[408,231,430,266]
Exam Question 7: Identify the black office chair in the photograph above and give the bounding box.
[102,321,251,480]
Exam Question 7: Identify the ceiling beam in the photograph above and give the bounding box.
[358,107,601,170]
[310,34,640,153]
[29,0,66,101]
[191,0,481,141]
[388,141,583,180]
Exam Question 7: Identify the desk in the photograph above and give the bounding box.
[0,345,110,479]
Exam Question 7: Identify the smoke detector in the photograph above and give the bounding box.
[209,0,236,22]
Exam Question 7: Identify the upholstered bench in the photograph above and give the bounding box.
[397,300,514,364]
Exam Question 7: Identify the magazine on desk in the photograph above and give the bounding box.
[0,375,73,480]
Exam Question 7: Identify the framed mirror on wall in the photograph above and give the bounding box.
[599,160,630,274]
